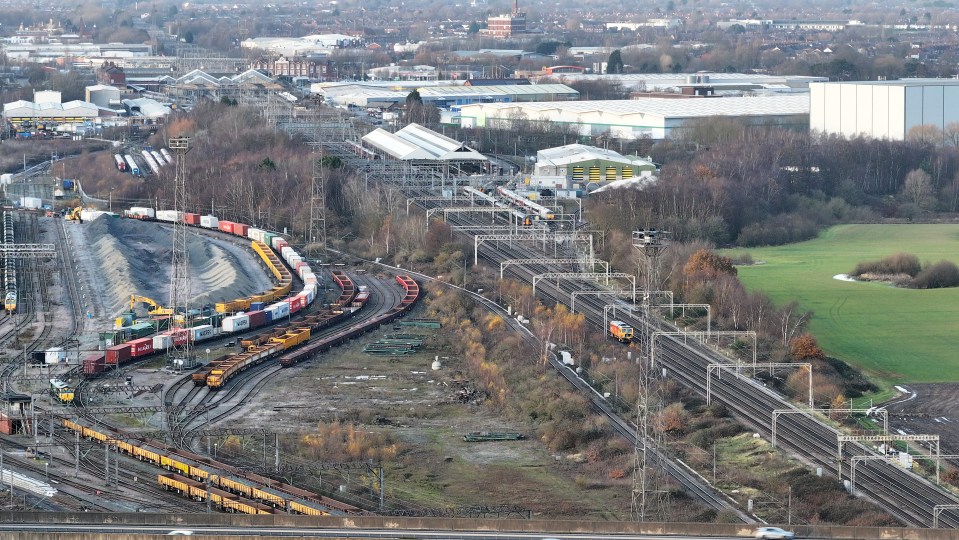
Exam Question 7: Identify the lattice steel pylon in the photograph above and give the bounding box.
[308,146,327,260]
[168,136,193,369]
[630,228,671,522]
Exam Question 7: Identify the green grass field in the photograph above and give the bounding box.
[723,224,959,388]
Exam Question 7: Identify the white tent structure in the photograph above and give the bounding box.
[361,123,487,161]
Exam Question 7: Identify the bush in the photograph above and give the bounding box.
[851,252,921,277]
[911,260,959,289]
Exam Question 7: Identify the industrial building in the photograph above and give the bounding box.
[85,84,121,109]
[361,122,487,162]
[3,90,103,129]
[523,144,657,197]
[543,72,827,94]
[809,79,959,140]
[314,82,578,108]
[457,94,810,139]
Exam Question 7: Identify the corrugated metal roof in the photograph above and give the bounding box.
[537,144,653,167]
[811,78,959,87]
[362,123,487,161]
[418,84,578,97]
[460,94,809,119]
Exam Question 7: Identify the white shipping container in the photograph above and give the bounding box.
[44,347,66,364]
[271,237,286,250]
[200,215,219,228]
[266,301,290,319]
[20,196,42,209]
[247,227,264,242]
[190,324,214,341]
[306,288,316,304]
[153,334,173,350]
[129,206,156,218]
[281,246,295,259]
[156,210,182,222]
[222,314,250,333]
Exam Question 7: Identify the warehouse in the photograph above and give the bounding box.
[457,94,809,139]
[313,82,578,108]
[524,144,658,197]
[809,79,959,140]
[3,98,100,127]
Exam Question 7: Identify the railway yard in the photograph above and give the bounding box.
[1,128,959,534]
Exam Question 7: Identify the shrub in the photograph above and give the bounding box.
[911,260,959,289]
[850,252,921,277]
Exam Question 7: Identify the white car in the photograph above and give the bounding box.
[754,527,795,540]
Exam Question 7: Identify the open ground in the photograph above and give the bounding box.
[723,224,959,389]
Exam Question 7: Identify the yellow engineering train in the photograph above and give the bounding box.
[61,418,353,515]
[215,241,293,313]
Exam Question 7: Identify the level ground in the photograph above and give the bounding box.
[722,224,959,390]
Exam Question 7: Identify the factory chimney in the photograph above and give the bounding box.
[513,0,518,15]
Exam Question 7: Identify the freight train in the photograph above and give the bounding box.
[61,418,360,516]
[199,270,365,389]
[84,207,323,378]
[123,154,140,176]
[277,275,420,367]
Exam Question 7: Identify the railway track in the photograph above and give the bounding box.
[411,189,959,527]
[168,273,405,445]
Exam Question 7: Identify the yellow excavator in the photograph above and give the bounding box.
[115,295,173,328]
[65,206,82,222]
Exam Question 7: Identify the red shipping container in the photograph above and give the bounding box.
[129,337,154,357]
[171,329,189,346]
[184,213,201,225]
[248,310,267,329]
[288,298,302,314]
[233,223,249,237]
[218,221,234,234]
[106,343,132,364]
[274,239,288,250]
[295,261,308,273]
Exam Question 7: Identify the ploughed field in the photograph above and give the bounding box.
[724,224,959,386]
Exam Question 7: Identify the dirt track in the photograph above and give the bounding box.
[883,383,959,453]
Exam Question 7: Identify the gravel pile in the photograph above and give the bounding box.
[80,217,274,315]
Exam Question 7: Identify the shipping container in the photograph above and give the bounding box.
[153,334,173,350]
[247,228,264,242]
[128,206,155,219]
[105,343,132,364]
[250,302,265,311]
[248,310,267,329]
[263,232,276,248]
[218,221,234,234]
[20,197,42,209]
[44,347,66,364]
[233,223,249,237]
[190,325,215,342]
[266,301,290,320]
[130,321,156,339]
[183,213,201,225]
[129,337,154,357]
[156,210,182,223]
[222,314,250,333]
[62,179,75,191]
[200,215,219,229]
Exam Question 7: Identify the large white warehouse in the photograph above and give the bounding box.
[457,94,809,139]
[810,79,959,140]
